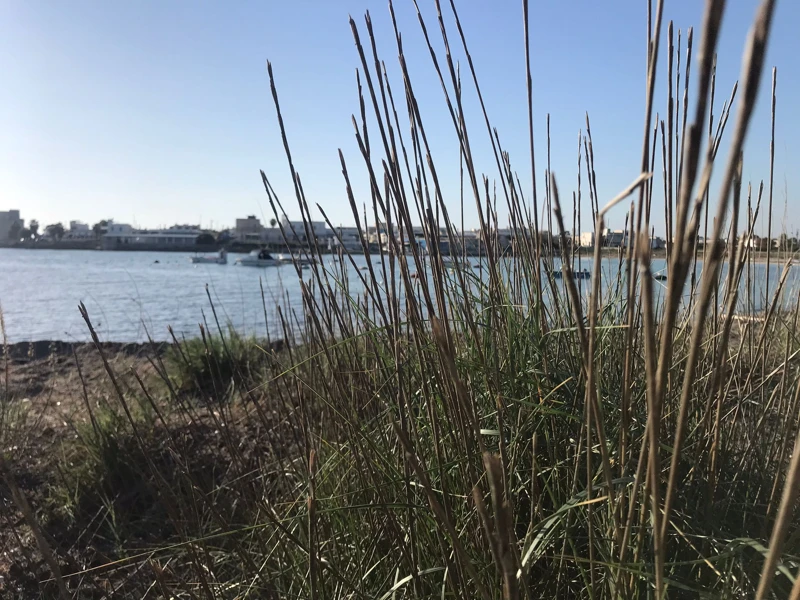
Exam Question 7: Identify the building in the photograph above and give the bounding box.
[234,215,297,245]
[0,210,23,241]
[280,217,331,243]
[772,235,798,251]
[740,234,767,250]
[580,228,629,248]
[103,222,203,249]
[66,221,94,240]
[235,215,333,246]
[106,221,134,238]
[235,216,265,244]
[69,221,90,232]
[579,231,595,247]
[327,225,364,252]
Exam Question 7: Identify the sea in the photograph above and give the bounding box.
[0,249,795,343]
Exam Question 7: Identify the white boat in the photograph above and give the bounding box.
[191,249,227,265]
[235,249,283,267]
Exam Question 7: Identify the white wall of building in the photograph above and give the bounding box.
[67,221,94,239]
[103,222,202,247]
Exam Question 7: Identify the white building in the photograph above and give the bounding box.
[740,234,765,250]
[281,216,331,242]
[580,229,629,248]
[66,221,94,240]
[106,221,134,237]
[0,210,23,241]
[103,222,203,249]
[328,225,364,252]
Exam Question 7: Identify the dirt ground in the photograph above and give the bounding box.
[3,341,160,432]
[0,343,161,598]
[0,340,300,598]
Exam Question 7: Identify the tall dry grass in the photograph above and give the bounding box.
[2,0,799,598]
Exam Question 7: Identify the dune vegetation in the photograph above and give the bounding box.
[2,0,799,598]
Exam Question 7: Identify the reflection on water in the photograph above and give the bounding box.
[0,249,795,343]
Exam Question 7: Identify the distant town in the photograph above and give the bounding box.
[1,209,797,255]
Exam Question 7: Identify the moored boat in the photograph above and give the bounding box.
[191,249,227,265]
[235,249,283,267]
[552,268,591,279]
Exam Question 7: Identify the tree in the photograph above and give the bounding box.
[29,219,39,240]
[50,223,65,241]
[195,232,216,246]
[269,218,277,228]
[93,222,103,240]
[20,228,31,242]
[7,221,21,242]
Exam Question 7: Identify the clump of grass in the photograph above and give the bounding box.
[166,326,272,399]
[4,0,800,598]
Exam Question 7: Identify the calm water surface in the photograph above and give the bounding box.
[0,249,795,343]
[0,249,362,343]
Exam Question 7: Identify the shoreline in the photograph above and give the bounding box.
[1,340,167,361]
[3,243,795,263]
[1,338,287,361]
[573,248,796,265]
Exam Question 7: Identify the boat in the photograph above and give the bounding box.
[553,269,591,280]
[235,249,283,267]
[191,249,227,265]
[654,272,668,281]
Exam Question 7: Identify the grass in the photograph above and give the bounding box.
[165,326,273,398]
[2,0,800,598]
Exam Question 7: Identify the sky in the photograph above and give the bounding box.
[2,0,799,237]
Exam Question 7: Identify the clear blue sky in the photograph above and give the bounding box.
[2,0,798,237]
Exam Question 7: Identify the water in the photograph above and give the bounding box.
[0,249,363,343]
[0,249,796,343]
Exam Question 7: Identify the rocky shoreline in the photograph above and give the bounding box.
[2,337,286,363]
[1,340,167,362]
